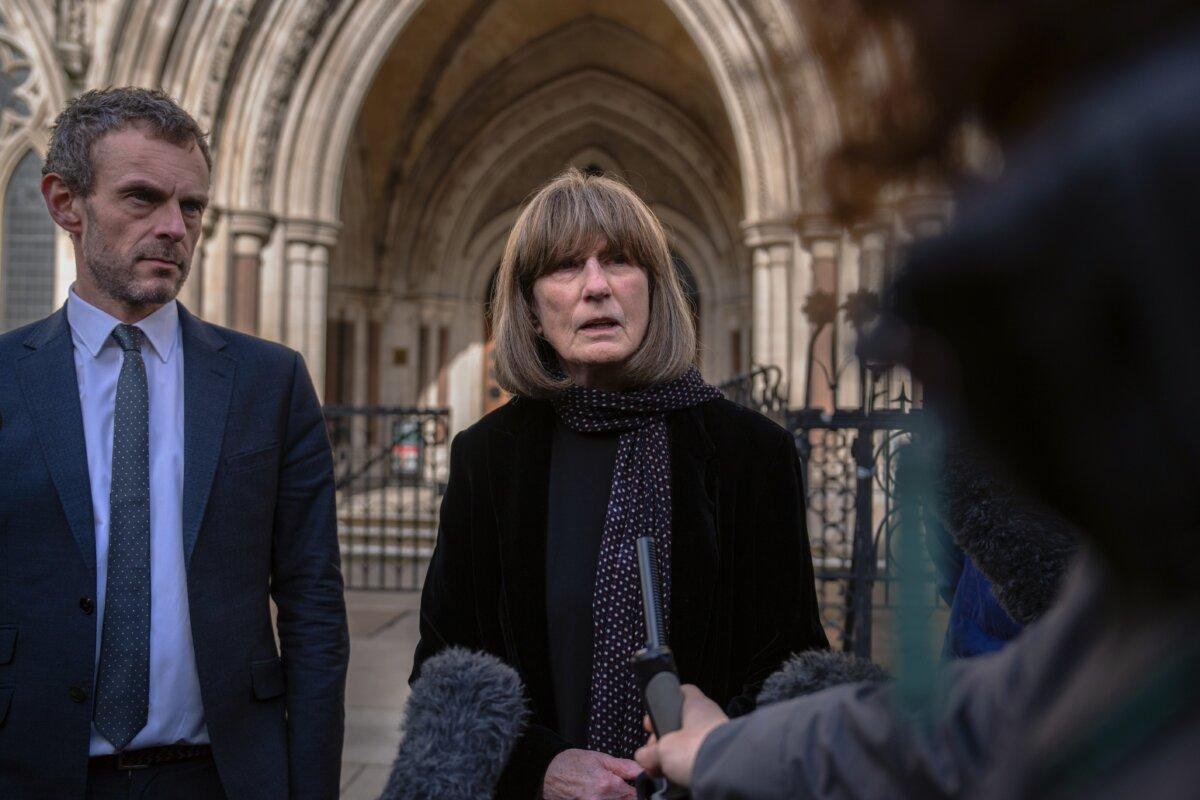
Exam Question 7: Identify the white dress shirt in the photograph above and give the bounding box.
[66,288,209,754]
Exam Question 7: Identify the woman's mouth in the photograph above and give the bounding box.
[580,318,620,333]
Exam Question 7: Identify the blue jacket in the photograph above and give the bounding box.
[0,304,349,799]
[927,516,1022,659]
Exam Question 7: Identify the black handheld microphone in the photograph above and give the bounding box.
[631,536,689,800]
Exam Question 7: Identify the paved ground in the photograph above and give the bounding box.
[339,590,422,800]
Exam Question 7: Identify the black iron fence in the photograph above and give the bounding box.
[789,405,935,658]
[719,369,932,658]
[324,406,450,590]
[720,286,939,660]
[327,289,935,659]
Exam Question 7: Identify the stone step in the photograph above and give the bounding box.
[338,524,436,541]
[340,542,434,560]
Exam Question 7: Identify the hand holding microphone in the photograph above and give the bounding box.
[635,685,729,789]
[630,536,696,799]
[635,644,889,789]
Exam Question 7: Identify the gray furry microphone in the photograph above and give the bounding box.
[380,647,529,800]
[756,650,889,706]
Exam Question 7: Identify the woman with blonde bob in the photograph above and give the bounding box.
[411,168,827,800]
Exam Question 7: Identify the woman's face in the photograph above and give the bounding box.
[531,244,650,390]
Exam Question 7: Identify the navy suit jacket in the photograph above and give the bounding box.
[0,303,349,799]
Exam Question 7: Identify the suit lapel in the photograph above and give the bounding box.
[14,306,96,575]
[667,405,719,678]
[487,399,560,722]
[179,306,234,565]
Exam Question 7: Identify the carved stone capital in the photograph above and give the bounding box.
[849,216,891,245]
[284,217,341,249]
[741,218,794,249]
[898,193,954,239]
[226,209,276,243]
[796,213,842,248]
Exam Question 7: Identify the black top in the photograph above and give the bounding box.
[411,397,829,799]
[545,417,618,746]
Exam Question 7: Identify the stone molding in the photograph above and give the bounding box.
[226,208,276,245]
[742,219,796,249]
[284,217,341,249]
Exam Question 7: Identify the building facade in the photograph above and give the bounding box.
[0,0,945,432]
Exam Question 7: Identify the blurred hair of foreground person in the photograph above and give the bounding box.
[410,168,829,800]
[635,3,1200,799]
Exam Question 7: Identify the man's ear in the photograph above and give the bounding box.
[41,173,83,236]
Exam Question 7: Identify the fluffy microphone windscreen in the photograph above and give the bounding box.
[757,649,889,706]
[380,647,530,800]
[934,441,1078,625]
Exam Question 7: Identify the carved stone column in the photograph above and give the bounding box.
[179,208,218,312]
[306,243,330,399]
[744,222,795,393]
[283,220,339,402]
[851,219,891,293]
[799,215,843,411]
[55,0,90,83]
[226,210,275,335]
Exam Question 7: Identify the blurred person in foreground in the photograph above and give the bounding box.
[635,1,1200,797]
[411,168,828,799]
[0,88,348,799]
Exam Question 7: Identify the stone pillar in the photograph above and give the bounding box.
[852,220,891,293]
[283,220,340,403]
[284,241,310,353]
[226,211,275,335]
[744,222,795,394]
[201,213,229,325]
[306,243,330,399]
[178,208,218,311]
[894,194,951,409]
[799,216,843,412]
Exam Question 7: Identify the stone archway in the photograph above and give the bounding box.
[242,0,834,405]
[41,0,858,412]
[306,1,779,429]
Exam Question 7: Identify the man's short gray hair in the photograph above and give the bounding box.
[43,87,212,196]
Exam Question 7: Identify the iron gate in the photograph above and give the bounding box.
[324,406,450,590]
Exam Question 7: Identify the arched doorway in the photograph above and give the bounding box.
[321,0,747,432]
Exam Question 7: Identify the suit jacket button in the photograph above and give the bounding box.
[80,597,95,615]
[69,685,88,703]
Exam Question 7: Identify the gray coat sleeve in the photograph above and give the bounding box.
[691,639,1030,800]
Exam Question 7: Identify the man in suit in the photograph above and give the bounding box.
[0,87,349,799]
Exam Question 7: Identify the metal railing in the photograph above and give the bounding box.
[328,287,935,659]
[721,283,938,659]
[324,406,450,590]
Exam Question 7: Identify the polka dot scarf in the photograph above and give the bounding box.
[552,365,722,758]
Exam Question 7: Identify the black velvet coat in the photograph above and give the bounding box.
[410,395,829,798]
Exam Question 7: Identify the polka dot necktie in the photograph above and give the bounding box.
[552,366,723,758]
[93,324,151,751]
